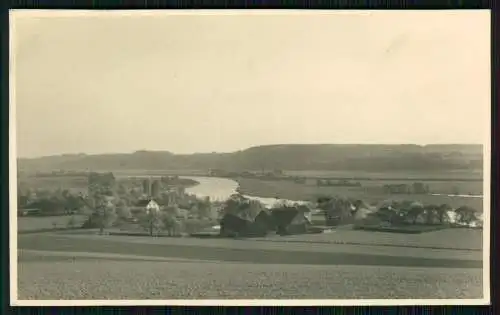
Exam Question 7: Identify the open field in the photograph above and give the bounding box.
[18,215,88,232]
[306,179,483,195]
[236,178,484,210]
[285,170,483,181]
[17,231,482,267]
[55,226,483,252]
[16,227,484,300]
[18,252,483,299]
[111,169,208,177]
[18,175,88,192]
[252,228,483,251]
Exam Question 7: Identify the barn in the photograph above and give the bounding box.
[271,205,312,235]
[219,199,273,237]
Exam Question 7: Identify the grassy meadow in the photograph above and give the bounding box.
[285,170,483,181]
[236,177,484,210]
[17,175,88,193]
[17,215,88,233]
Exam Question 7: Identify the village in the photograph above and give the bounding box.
[17,171,484,238]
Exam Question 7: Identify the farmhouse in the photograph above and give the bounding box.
[220,209,273,237]
[271,205,312,235]
[131,199,160,214]
[220,198,273,237]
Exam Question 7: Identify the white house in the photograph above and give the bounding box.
[133,199,160,214]
[145,200,160,213]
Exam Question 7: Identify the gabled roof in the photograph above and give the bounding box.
[223,200,270,222]
[271,206,311,226]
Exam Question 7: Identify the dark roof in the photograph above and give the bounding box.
[222,198,269,222]
[271,208,310,226]
[223,208,270,222]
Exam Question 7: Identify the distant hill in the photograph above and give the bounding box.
[17,144,483,173]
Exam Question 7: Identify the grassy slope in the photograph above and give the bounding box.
[18,215,88,232]
[59,228,483,252]
[17,232,482,268]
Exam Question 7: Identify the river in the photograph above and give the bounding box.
[181,176,309,208]
[120,174,483,206]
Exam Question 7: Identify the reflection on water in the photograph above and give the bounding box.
[431,194,483,199]
[182,176,239,201]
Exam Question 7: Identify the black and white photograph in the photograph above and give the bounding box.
[10,10,490,305]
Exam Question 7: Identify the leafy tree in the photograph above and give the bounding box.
[455,206,477,226]
[437,204,452,224]
[405,206,424,225]
[139,208,163,236]
[423,205,440,225]
[67,215,78,229]
[318,197,352,226]
[195,198,213,219]
[117,184,128,196]
[64,193,86,212]
[164,205,180,217]
[92,196,117,234]
[116,202,132,220]
[30,198,65,215]
[17,194,29,209]
[161,212,181,236]
[88,172,116,197]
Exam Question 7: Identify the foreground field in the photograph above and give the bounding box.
[18,250,482,300]
[17,229,482,268]
[16,228,484,300]
[236,178,483,210]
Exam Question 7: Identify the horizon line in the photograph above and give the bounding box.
[17,142,484,160]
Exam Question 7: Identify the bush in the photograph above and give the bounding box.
[67,216,77,228]
[183,219,215,234]
[116,206,132,220]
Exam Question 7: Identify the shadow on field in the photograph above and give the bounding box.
[18,234,482,269]
[17,252,215,264]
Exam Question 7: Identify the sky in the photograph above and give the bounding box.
[12,10,490,158]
